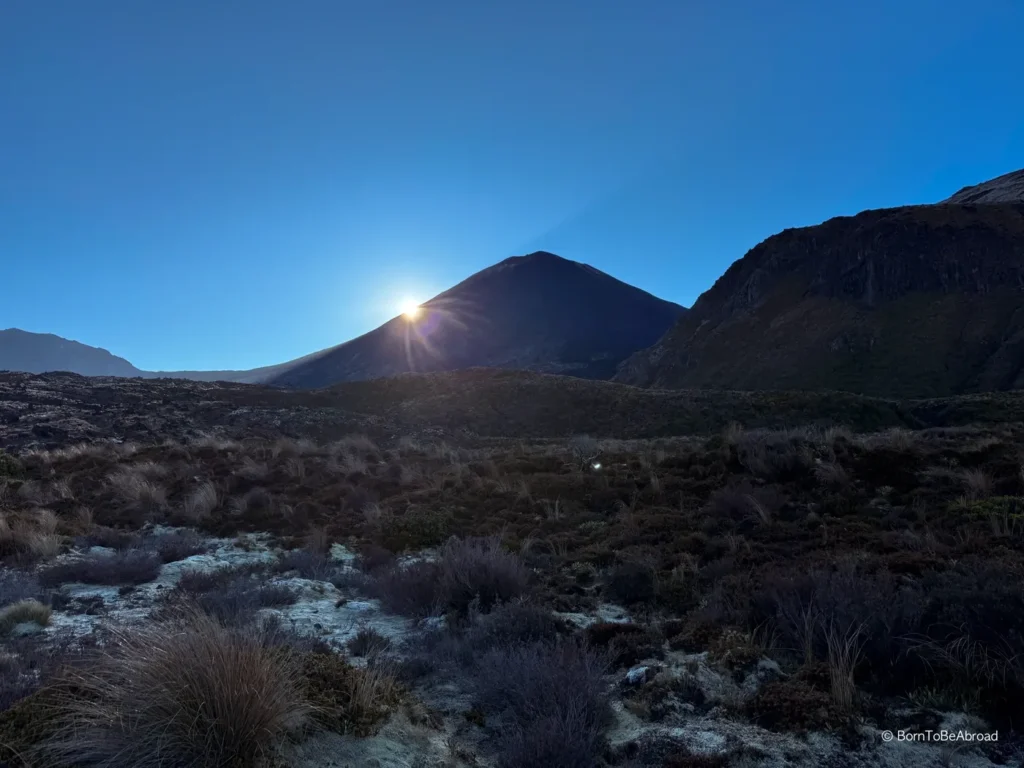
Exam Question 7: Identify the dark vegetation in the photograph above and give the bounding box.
[4,392,1024,762]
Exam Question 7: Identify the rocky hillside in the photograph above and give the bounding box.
[268,251,685,389]
[616,188,1024,398]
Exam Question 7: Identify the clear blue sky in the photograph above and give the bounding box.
[2,0,1022,371]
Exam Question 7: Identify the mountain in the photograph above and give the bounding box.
[0,329,311,383]
[944,168,1024,204]
[0,329,145,377]
[267,251,686,389]
[615,171,1024,399]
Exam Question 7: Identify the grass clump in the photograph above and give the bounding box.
[40,611,311,767]
[346,627,392,657]
[0,599,52,636]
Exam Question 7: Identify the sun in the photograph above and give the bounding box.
[399,299,421,319]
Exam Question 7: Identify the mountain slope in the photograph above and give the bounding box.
[0,329,144,377]
[944,168,1024,204]
[615,197,1024,399]
[268,251,686,389]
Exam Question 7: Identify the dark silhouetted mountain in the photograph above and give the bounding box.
[944,168,1024,204]
[268,251,686,389]
[616,173,1024,398]
[0,329,144,377]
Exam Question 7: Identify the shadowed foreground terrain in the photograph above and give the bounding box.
[1,372,1023,766]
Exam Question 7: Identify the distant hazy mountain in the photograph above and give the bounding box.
[616,169,1024,398]
[0,329,145,377]
[267,251,687,389]
[0,329,293,383]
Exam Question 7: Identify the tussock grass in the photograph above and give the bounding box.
[40,610,311,767]
[179,481,219,522]
[0,599,52,636]
[107,466,167,510]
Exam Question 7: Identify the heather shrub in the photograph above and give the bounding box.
[172,565,297,626]
[474,638,611,768]
[277,546,337,581]
[0,451,24,479]
[604,560,657,605]
[74,527,142,551]
[148,529,208,563]
[368,536,530,618]
[0,570,46,608]
[38,548,162,587]
[436,536,530,615]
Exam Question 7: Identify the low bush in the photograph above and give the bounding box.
[0,451,24,478]
[473,638,611,768]
[604,561,658,605]
[148,529,208,563]
[74,526,142,551]
[346,626,392,657]
[0,570,46,608]
[585,622,663,667]
[277,546,337,581]
[747,680,840,732]
[436,536,531,616]
[171,565,297,626]
[38,548,162,587]
[368,561,442,618]
[368,536,530,619]
[299,650,401,736]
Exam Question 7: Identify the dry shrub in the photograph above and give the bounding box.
[149,529,208,563]
[346,627,392,657]
[301,651,400,736]
[38,549,162,587]
[436,536,531,615]
[106,467,167,511]
[960,468,994,501]
[813,460,850,489]
[40,611,310,766]
[474,639,611,768]
[179,481,219,522]
[369,536,530,618]
[568,434,601,471]
[0,512,62,563]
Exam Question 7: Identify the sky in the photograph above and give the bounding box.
[2,0,1022,371]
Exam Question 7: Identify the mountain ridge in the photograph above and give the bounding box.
[266,251,686,388]
[615,170,1024,398]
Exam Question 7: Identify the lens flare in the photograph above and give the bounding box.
[400,300,421,319]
